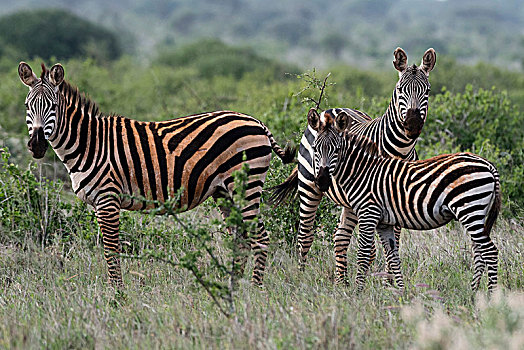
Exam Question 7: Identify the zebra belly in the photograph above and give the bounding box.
[381,203,455,230]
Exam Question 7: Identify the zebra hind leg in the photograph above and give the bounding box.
[471,242,486,291]
[95,198,123,288]
[458,211,499,292]
[482,240,499,292]
[214,187,250,285]
[229,177,268,287]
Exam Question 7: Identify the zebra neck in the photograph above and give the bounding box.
[49,81,104,171]
[379,95,417,158]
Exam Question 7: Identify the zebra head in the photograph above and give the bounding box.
[393,47,436,139]
[18,62,65,159]
[308,108,352,192]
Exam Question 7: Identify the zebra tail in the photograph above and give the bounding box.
[258,121,296,164]
[267,166,299,207]
[270,138,296,164]
[484,168,501,237]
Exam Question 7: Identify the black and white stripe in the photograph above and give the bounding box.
[312,119,500,292]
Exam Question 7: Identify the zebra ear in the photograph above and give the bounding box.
[334,111,352,132]
[307,108,320,131]
[420,48,436,75]
[49,64,65,87]
[393,47,408,73]
[18,62,38,88]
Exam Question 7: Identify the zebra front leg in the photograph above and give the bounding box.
[380,225,402,286]
[333,207,358,284]
[377,225,404,290]
[354,209,380,292]
[95,198,123,288]
[297,182,323,269]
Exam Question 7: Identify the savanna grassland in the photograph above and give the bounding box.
[0,33,524,349]
[0,199,523,349]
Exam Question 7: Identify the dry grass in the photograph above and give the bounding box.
[0,214,522,349]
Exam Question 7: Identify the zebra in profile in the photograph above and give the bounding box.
[18,62,295,287]
[270,48,436,283]
[311,112,500,291]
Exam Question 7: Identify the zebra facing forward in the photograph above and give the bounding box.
[311,112,500,291]
[270,47,436,283]
[18,62,295,287]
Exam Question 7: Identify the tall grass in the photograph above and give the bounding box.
[0,209,522,349]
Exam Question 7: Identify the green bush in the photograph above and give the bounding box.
[155,39,299,80]
[0,9,122,61]
[0,149,98,247]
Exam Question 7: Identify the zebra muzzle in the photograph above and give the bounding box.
[403,108,424,139]
[315,166,331,192]
[27,127,48,159]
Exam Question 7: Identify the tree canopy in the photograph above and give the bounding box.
[0,9,122,61]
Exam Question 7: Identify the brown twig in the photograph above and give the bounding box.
[315,73,331,111]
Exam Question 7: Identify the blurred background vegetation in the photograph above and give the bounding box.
[0,1,522,220]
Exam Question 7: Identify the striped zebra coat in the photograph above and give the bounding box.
[312,116,500,292]
[270,47,436,283]
[18,62,294,287]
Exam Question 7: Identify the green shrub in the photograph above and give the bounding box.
[0,9,122,61]
[155,39,299,80]
[0,149,97,247]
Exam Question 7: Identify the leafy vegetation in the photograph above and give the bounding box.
[155,39,299,80]
[0,9,122,61]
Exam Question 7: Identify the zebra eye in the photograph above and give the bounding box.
[397,86,403,94]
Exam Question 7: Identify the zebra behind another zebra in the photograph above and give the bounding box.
[311,112,501,292]
[18,62,295,287]
[270,48,436,283]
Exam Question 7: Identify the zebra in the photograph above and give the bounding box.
[311,111,501,292]
[18,62,295,287]
[270,47,436,283]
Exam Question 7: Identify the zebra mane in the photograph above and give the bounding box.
[344,132,387,159]
[59,79,101,117]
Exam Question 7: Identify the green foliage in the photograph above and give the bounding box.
[0,9,122,61]
[155,39,299,80]
[430,56,524,109]
[0,149,96,247]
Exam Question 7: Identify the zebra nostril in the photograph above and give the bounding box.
[406,108,421,120]
[315,166,331,192]
[27,127,48,159]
